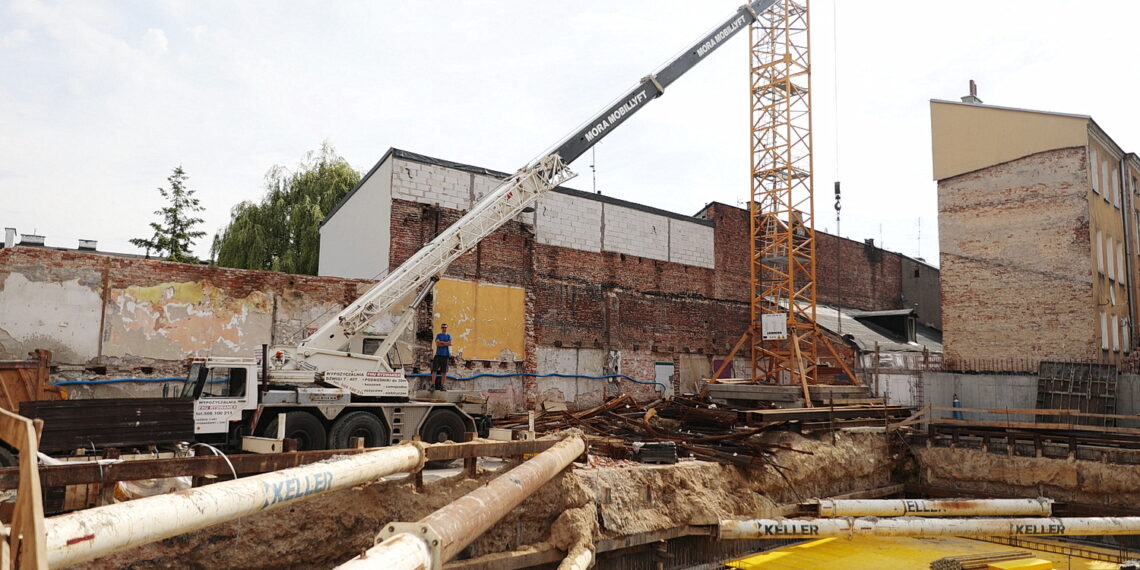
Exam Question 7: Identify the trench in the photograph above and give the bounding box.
[67,425,1140,569]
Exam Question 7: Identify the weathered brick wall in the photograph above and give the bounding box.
[815,233,903,311]
[0,246,370,375]
[938,146,1096,363]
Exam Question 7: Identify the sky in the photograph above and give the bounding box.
[4,1,1140,267]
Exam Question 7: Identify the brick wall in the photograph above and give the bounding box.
[0,246,370,375]
[939,146,1096,364]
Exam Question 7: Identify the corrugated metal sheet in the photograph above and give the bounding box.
[21,398,195,452]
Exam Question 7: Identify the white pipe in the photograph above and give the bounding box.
[46,443,425,568]
[817,498,1053,518]
[558,544,594,570]
[720,516,1140,540]
[337,532,432,570]
[339,435,585,569]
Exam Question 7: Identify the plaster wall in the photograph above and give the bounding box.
[319,159,392,280]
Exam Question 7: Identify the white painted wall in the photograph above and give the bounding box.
[321,154,718,279]
[534,191,603,252]
[319,159,393,279]
[603,204,669,262]
[0,273,102,362]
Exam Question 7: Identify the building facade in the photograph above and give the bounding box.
[932,99,1140,369]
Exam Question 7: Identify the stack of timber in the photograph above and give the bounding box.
[704,381,878,409]
[493,395,811,469]
[929,550,1035,569]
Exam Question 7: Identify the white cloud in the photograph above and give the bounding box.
[141,28,168,56]
[0,29,31,49]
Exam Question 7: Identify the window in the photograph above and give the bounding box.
[202,367,247,398]
[1118,242,1127,284]
[1103,162,1111,203]
[1113,172,1121,208]
[1101,311,1109,350]
[1091,147,1100,193]
[1113,314,1120,352]
[1097,230,1104,274]
[1106,235,1114,280]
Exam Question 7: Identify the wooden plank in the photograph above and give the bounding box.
[0,408,47,569]
[930,417,1140,437]
[0,439,560,489]
[929,405,1140,423]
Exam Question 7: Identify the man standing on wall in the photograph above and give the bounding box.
[431,324,452,391]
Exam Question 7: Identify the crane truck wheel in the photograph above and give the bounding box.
[258,411,328,451]
[329,411,390,449]
[421,409,467,468]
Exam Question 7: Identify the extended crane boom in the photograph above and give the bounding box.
[284,0,777,374]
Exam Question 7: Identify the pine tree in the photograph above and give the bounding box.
[131,166,206,263]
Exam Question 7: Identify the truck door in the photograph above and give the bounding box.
[190,364,257,435]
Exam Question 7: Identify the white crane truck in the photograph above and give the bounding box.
[25,0,778,455]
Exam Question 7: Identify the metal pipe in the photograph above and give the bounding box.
[816,498,1053,518]
[45,442,425,569]
[336,532,433,570]
[558,545,594,570]
[720,516,1140,540]
[339,435,585,569]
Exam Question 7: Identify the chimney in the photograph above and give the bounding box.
[20,234,45,246]
[3,228,14,248]
[960,79,983,104]
[78,239,97,251]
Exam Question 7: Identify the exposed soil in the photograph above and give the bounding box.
[915,446,1140,508]
[71,429,894,569]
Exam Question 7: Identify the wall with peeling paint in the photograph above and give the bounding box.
[432,278,525,361]
[0,247,375,375]
[104,281,273,360]
[0,272,103,364]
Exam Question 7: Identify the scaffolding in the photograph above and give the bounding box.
[748,0,824,386]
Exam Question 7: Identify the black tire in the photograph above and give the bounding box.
[0,446,16,468]
[420,409,467,444]
[329,411,389,449]
[258,411,327,451]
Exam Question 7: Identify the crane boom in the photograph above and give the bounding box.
[291,0,777,371]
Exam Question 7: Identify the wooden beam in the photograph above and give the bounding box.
[0,439,559,489]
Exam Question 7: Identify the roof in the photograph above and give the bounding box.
[814,304,942,353]
[323,148,712,228]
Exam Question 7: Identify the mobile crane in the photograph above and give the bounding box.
[26,0,779,455]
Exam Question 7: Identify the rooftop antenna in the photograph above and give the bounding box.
[590,146,598,194]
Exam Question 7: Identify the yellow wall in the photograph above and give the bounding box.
[930,100,1087,180]
[432,278,525,361]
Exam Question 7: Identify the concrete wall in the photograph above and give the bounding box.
[923,371,1039,421]
[319,159,392,280]
[939,146,1097,364]
[901,257,942,330]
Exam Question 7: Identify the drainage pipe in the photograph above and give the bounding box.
[558,544,594,570]
[338,435,585,569]
[816,498,1053,518]
[45,442,425,568]
[720,516,1140,540]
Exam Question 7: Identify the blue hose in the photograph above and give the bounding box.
[57,372,667,391]
[407,371,666,391]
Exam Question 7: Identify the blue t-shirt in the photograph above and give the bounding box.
[435,333,452,356]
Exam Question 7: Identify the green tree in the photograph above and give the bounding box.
[212,142,361,275]
[131,166,206,263]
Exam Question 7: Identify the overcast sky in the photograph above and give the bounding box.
[4,0,1140,267]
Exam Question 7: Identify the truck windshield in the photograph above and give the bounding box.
[181,362,206,398]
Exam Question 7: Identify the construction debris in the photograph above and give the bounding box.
[929,550,1034,570]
